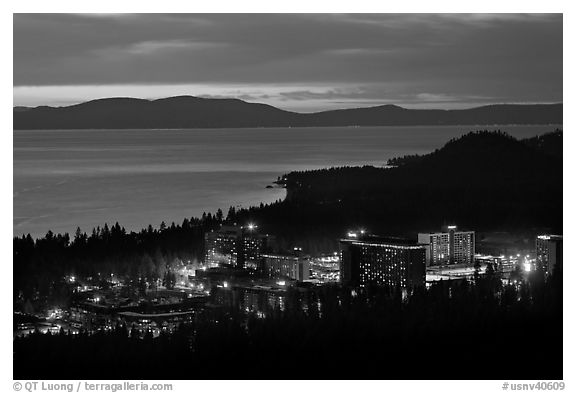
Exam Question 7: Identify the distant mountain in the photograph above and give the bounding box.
[13,106,31,112]
[13,96,562,130]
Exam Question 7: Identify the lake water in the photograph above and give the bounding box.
[13,125,560,238]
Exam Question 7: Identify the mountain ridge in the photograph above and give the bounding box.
[13,95,563,130]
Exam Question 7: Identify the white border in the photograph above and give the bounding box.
[4,2,573,392]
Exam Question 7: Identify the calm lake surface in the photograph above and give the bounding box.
[14,125,559,238]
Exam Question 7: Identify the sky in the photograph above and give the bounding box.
[13,13,563,112]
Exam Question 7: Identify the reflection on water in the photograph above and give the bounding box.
[14,125,557,238]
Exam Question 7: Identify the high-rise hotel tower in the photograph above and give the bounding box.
[340,232,426,289]
[418,225,475,266]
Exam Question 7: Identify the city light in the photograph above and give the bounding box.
[247,223,257,230]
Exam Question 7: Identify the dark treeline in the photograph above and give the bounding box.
[224,130,563,253]
[387,129,562,167]
[14,268,562,380]
[13,196,300,310]
[522,129,563,158]
[277,130,562,240]
[386,154,424,167]
[14,130,563,305]
[14,211,224,306]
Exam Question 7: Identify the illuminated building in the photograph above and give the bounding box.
[418,225,475,266]
[536,235,563,274]
[262,250,310,281]
[211,282,291,314]
[204,224,274,269]
[240,225,275,270]
[339,233,426,288]
[309,253,340,283]
[236,285,288,313]
[204,225,241,267]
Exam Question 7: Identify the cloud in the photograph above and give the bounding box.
[323,48,393,56]
[435,13,559,25]
[88,39,230,60]
[13,13,562,110]
[124,40,225,55]
[278,87,369,101]
[414,93,496,103]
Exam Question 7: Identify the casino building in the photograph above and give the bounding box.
[339,233,426,289]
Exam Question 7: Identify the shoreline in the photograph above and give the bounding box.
[13,123,564,132]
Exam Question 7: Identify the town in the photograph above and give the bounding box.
[14,222,563,339]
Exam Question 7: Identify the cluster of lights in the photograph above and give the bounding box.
[347,229,366,238]
[315,255,340,263]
